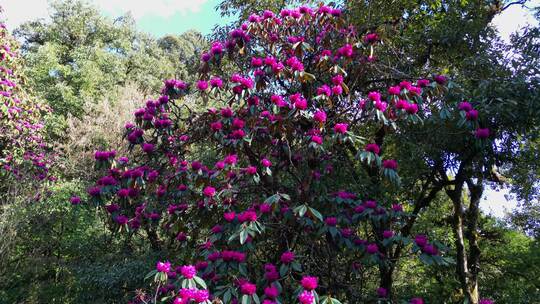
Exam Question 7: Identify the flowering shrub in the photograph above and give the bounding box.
[0,9,52,195]
[83,4,491,303]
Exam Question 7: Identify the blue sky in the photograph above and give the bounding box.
[2,0,539,217]
[3,0,232,36]
[135,1,234,36]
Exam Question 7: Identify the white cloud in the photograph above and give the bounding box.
[92,0,209,20]
[2,0,50,30]
[481,188,517,218]
[1,0,209,30]
[492,2,539,42]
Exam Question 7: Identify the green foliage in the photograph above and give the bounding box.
[158,30,208,82]
[480,220,540,303]
[0,180,163,303]
[14,0,205,137]
[0,1,539,303]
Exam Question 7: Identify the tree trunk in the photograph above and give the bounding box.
[146,227,161,251]
[451,195,472,301]
[379,263,394,297]
[465,179,484,304]
[447,181,479,303]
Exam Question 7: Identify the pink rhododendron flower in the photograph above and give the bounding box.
[231,129,246,139]
[422,244,439,255]
[365,200,377,208]
[201,52,211,62]
[209,76,223,88]
[458,101,473,112]
[368,91,381,102]
[415,234,428,247]
[365,143,380,155]
[331,8,342,16]
[291,93,307,110]
[286,56,304,71]
[180,265,197,279]
[251,57,263,67]
[280,251,295,264]
[203,186,216,197]
[224,211,236,222]
[406,103,419,114]
[375,100,388,112]
[263,10,275,19]
[300,276,318,290]
[364,32,379,44]
[261,158,272,167]
[417,79,430,87]
[475,128,490,139]
[336,44,354,58]
[245,166,257,175]
[176,232,187,242]
[298,290,315,304]
[317,84,332,96]
[409,86,422,95]
[318,5,332,14]
[311,135,323,145]
[399,80,412,90]
[332,74,344,85]
[264,285,279,298]
[156,261,171,273]
[383,159,398,170]
[193,289,209,303]
[392,204,403,212]
[221,107,233,117]
[367,243,379,254]
[210,121,222,131]
[197,80,208,91]
[238,210,258,222]
[332,85,343,95]
[466,109,479,120]
[325,217,337,226]
[115,215,128,225]
[240,282,257,295]
[259,203,271,214]
[434,75,447,84]
[334,123,348,134]
[210,41,223,55]
[383,230,394,238]
[388,86,401,95]
[248,14,261,23]
[215,161,225,170]
[313,110,327,123]
[271,94,287,107]
[224,154,238,165]
[70,196,81,205]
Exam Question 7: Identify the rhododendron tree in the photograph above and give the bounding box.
[0,8,52,199]
[84,4,493,303]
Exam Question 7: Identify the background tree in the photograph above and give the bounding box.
[14,0,205,138]
[0,2,206,303]
[0,6,52,201]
